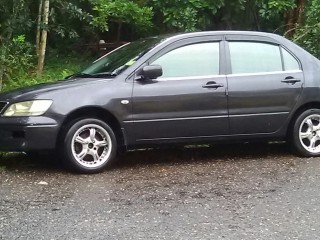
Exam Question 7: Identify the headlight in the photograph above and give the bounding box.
[3,100,53,117]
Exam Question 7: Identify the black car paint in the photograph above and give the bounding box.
[1,31,320,152]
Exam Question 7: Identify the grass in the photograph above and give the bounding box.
[2,54,93,92]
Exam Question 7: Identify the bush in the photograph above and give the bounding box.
[0,33,93,93]
[0,35,35,90]
[2,54,93,92]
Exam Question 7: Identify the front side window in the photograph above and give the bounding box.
[229,42,283,74]
[152,42,220,78]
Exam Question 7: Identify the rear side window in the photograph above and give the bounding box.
[229,42,283,74]
[152,42,220,78]
[282,47,300,71]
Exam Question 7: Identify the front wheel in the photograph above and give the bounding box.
[62,118,117,173]
[292,109,320,157]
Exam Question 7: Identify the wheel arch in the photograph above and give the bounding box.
[57,106,126,149]
[287,102,320,137]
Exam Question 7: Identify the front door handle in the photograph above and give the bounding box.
[202,82,224,89]
[281,77,301,85]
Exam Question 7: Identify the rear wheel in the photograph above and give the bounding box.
[62,118,117,173]
[292,109,320,157]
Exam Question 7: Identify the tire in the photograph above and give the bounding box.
[292,109,320,157]
[61,118,117,173]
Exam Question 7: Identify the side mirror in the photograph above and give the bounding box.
[140,65,163,80]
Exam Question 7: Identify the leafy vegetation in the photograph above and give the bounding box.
[91,0,153,39]
[2,54,91,92]
[149,0,225,32]
[0,35,34,89]
[294,0,320,57]
[0,0,318,92]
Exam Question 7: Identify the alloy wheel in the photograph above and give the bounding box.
[299,114,320,154]
[71,124,112,168]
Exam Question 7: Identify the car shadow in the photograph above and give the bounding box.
[0,142,292,173]
[0,152,63,173]
[116,142,292,168]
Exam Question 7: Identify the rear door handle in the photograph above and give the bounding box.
[281,77,301,85]
[202,82,224,89]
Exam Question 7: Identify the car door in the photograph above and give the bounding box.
[226,35,304,135]
[131,36,229,142]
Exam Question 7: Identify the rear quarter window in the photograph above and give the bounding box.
[281,47,301,71]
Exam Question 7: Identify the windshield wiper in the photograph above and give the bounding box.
[65,72,117,79]
[93,72,118,78]
[65,72,94,79]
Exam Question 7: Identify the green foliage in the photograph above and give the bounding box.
[0,0,33,39]
[294,0,320,58]
[2,54,92,92]
[49,0,93,39]
[0,35,34,83]
[259,0,295,19]
[1,0,320,94]
[90,0,153,32]
[150,0,224,32]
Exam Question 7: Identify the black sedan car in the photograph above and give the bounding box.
[1,31,320,173]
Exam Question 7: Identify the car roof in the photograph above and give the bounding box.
[164,30,282,41]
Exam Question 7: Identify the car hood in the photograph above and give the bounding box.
[0,77,112,102]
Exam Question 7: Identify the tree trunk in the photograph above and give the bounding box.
[0,43,6,91]
[36,0,43,57]
[116,21,123,43]
[285,0,306,38]
[37,0,49,75]
[0,68,3,92]
[250,0,261,31]
[295,0,306,26]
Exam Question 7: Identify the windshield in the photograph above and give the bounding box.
[80,37,165,77]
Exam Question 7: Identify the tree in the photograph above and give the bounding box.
[294,0,320,57]
[36,0,43,56]
[37,0,50,75]
[0,0,319,91]
[0,0,34,89]
[148,0,224,32]
[0,0,33,40]
[90,0,153,42]
[285,0,307,38]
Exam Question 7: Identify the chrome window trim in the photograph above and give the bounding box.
[157,74,223,82]
[228,69,302,77]
[126,112,289,123]
[124,115,228,123]
[151,70,302,82]
[229,112,289,118]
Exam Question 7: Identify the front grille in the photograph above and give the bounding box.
[0,101,8,114]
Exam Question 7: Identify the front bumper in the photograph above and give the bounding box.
[0,116,60,151]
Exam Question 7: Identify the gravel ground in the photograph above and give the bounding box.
[1,143,320,240]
